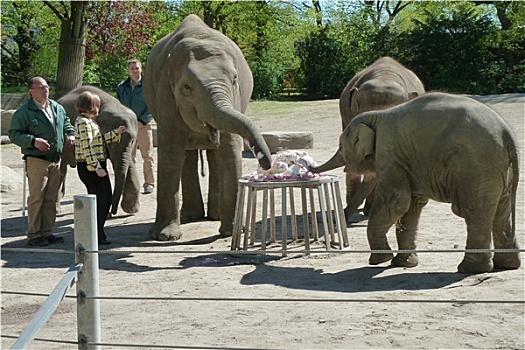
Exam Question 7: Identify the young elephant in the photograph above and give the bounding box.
[58,86,140,215]
[340,57,425,220]
[143,15,272,241]
[310,92,521,274]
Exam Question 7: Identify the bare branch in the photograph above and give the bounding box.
[43,1,65,21]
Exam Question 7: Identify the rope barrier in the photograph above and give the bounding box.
[3,290,523,304]
[0,335,288,350]
[1,335,78,346]
[2,243,523,348]
[2,246,524,255]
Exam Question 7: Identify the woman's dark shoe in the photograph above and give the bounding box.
[99,239,112,246]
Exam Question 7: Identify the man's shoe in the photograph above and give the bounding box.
[99,239,112,246]
[45,235,65,245]
[144,185,154,194]
[28,237,49,247]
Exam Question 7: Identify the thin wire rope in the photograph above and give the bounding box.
[2,247,524,255]
[2,291,522,304]
[0,335,285,350]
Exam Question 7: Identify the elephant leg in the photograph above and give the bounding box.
[206,149,221,221]
[120,160,140,214]
[345,175,375,224]
[457,209,495,274]
[492,192,521,270]
[181,150,205,223]
[391,196,428,268]
[217,133,242,237]
[363,174,377,217]
[367,182,411,265]
[149,138,184,241]
[345,172,362,217]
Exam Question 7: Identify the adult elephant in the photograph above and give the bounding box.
[309,92,521,274]
[58,85,140,215]
[340,57,425,221]
[143,14,272,241]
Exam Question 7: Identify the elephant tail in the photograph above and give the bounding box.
[507,137,519,241]
[199,149,205,177]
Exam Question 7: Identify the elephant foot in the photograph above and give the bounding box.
[219,222,234,238]
[363,202,372,217]
[369,252,394,265]
[180,214,205,224]
[149,222,183,241]
[391,253,419,268]
[180,208,205,224]
[493,252,521,270]
[121,202,140,215]
[457,255,493,274]
[219,231,233,238]
[344,207,367,225]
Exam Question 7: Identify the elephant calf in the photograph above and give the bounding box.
[310,92,521,274]
[339,57,425,220]
[58,86,140,215]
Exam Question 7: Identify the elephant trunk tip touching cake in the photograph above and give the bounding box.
[310,92,521,274]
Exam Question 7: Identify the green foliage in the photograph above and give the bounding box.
[295,26,348,99]
[250,49,288,99]
[84,1,162,90]
[1,1,524,97]
[392,2,515,94]
[1,2,57,86]
[294,7,378,99]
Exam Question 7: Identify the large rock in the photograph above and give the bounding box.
[152,126,313,153]
[244,131,314,154]
[1,165,23,192]
[1,109,16,135]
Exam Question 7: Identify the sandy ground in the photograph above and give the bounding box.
[1,95,524,350]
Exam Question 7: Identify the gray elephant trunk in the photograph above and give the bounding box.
[207,105,272,170]
[309,150,345,173]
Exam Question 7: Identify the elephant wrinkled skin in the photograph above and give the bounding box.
[143,14,272,241]
[340,57,425,220]
[58,86,140,215]
[310,92,521,274]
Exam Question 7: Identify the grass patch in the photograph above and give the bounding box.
[246,100,318,120]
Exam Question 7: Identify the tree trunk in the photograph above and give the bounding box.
[54,2,87,99]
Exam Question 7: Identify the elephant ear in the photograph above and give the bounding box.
[352,123,375,162]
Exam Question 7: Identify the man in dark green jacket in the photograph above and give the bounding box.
[8,77,75,246]
[116,59,155,194]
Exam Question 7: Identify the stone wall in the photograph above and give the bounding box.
[1,93,29,111]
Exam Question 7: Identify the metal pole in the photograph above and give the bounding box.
[22,158,26,216]
[74,194,101,350]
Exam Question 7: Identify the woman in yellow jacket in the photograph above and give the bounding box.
[74,91,126,246]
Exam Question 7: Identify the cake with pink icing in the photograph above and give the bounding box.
[243,150,326,182]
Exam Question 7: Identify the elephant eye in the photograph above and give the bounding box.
[232,76,238,86]
[183,83,192,91]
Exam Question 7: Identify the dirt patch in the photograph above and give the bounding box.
[1,96,524,349]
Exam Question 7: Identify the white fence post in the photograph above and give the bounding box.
[9,264,83,350]
[74,194,101,350]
